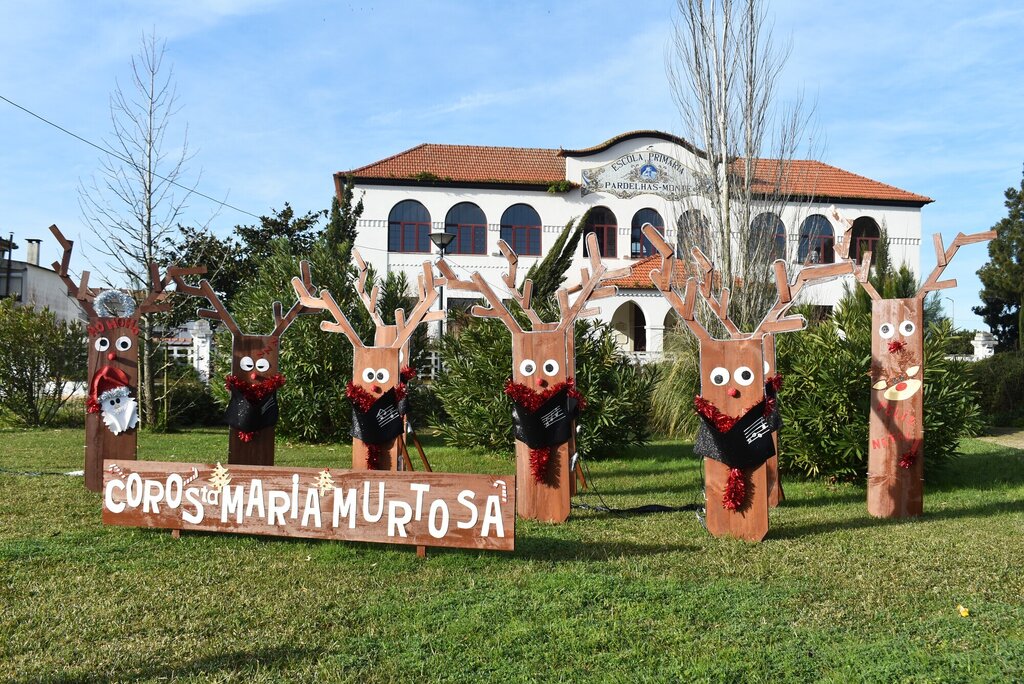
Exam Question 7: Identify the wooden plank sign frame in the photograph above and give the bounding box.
[102,460,515,552]
[829,207,995,518]
[643,224,852,541]
[291,253,443,472]
[49,225,202,491]
[436,234,628,523]
[171,265,315,466]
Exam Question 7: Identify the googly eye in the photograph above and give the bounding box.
[899,320,916,336]
[518,359,537,376]
[710,367,729,386]
[239,356,255,371]
[255,358,270,372]
[764,361,770,375]
[115,336,132,352]
[362,368,376,383]
[542,359,560,377]
[398,349,405,363]
[376,368,390,384]
[734,366,755,386]
[878,322,895,339]
[94,337,110,352]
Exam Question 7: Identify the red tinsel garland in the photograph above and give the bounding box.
[366,443,386,469]
[898,447,919,469]
[400,365,417,382]
[503,378,584,413]
[766,373,784,392]
[723,467,748,511]
[888,340,907,354]
[237,430,257,443]
[225,373,286,404]
[529,447,551,481]
[346,381,407,413]
[694,374,784,432]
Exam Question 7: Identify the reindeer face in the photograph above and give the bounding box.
[512,331,569,388]
[871,298,923,402]
[353,346,401,397]
[86,317,140,429]
[232,335,279,383]
[699,337,766,415]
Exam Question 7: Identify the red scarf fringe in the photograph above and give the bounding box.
[236,430,257,443]
[529,447,551,482]
[504,378,585,413]
[225,374,285,403]
[694,374,783,433]
[347,381,407,413]
[723,468,748,511]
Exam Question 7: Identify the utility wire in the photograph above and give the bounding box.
[0,92,261,219]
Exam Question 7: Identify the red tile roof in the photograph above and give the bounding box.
[340,135,931,204]
[343,143,565,186]
[604,255,694,290]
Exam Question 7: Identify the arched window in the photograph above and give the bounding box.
[444,202,487,255]
[630,209,664,259]
[676,210,711,255]
[388,200,431,253]
[749,213,786,262]
[583,206,617,257]
[849,216,881,265]
[798,215,835,264]
[500,204,541,256]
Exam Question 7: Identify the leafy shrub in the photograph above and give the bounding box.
[970,351,1024,427]
[434,316,656,458]
[155,364,220,429]
[649,326,701,438]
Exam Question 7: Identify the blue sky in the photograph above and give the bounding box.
[2,1,1022,330]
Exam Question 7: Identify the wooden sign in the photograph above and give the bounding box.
[829,207,995,518]
[102,460,515,552]
[291,253,443,472]
[50,225,201,492]
[437,234,628,523]
[171,265,314,466]
[643,225,852,541]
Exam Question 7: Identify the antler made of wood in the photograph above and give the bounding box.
[290,261,365,348]
[494,241,546,329]
[690,245,742,338]
[753,259,854,336]
[49,224,98,318]
[916,230,997,300]
[352,249,385,327]
[436,255,524,335]
[555,233,628,333]
[170,268,243,338]
[391,262,444,350]
[643,224,713,342]
[268,260,317,339]
[828,205,881,300]
[135,262,207,316]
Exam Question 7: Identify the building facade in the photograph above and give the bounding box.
[338,131,931,358]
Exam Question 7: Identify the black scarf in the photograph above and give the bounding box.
[511,386,580,450]
[351,387,406,445]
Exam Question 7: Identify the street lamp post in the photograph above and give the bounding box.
[429,231,455,377]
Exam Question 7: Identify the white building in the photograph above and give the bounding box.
[0,236,88,324]
[337,131,931,358]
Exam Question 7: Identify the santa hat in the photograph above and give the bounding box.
[87,366,130,414]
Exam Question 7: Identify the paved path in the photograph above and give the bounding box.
[979,427,1024,450]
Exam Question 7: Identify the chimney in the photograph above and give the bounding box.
[26,239,41,266]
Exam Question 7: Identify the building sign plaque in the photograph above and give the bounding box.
[581,151,702,200]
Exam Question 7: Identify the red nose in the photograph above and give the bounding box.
[107,352,116,361]
[727,388,739,398]
[372,384,382,394]
[536,378,547,388]
[250,372,258,381]
[895,382,908,391]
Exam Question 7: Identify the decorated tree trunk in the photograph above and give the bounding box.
[643,224,851,541]
[49,225,193,491]
[438,234,626,523]
[172,267,313,466]
[292,253,442,472]
[829,207,995,519]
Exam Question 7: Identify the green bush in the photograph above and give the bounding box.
[776,303,984,480]
[970,351,1024,427]
[649,326,701,438]
[155,364,220,430]
[433,316,656,458]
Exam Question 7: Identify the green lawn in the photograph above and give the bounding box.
[1,428,1022,683]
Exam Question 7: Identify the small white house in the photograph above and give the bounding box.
[337,131,931,359]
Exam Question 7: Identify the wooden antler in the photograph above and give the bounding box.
[290,261,364,348]
[136,262,206,316]
[691,246,742,338]
[436,255,524,334]
[916,230,997,299]
[270,260,316,339]
[644,224,712,342]
[495,241,545,329]
[49,224,98,318]
[170,268,243,338]
[555,233,627,332]
[392,262,444,350]
[754,259,853,336]
[352,249,385,327]
[828,205,880,300]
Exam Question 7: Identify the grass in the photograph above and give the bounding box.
[1,428,1023,683]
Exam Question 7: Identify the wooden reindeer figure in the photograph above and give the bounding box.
[829,207,995,518]
[172,265,314,466]
[49,225,197,491]
[643,224,851,540]
[437,234,627,523]
[291,256,443,472]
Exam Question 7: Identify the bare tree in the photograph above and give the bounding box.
[668,0,821,327]
[79,32,200,427]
